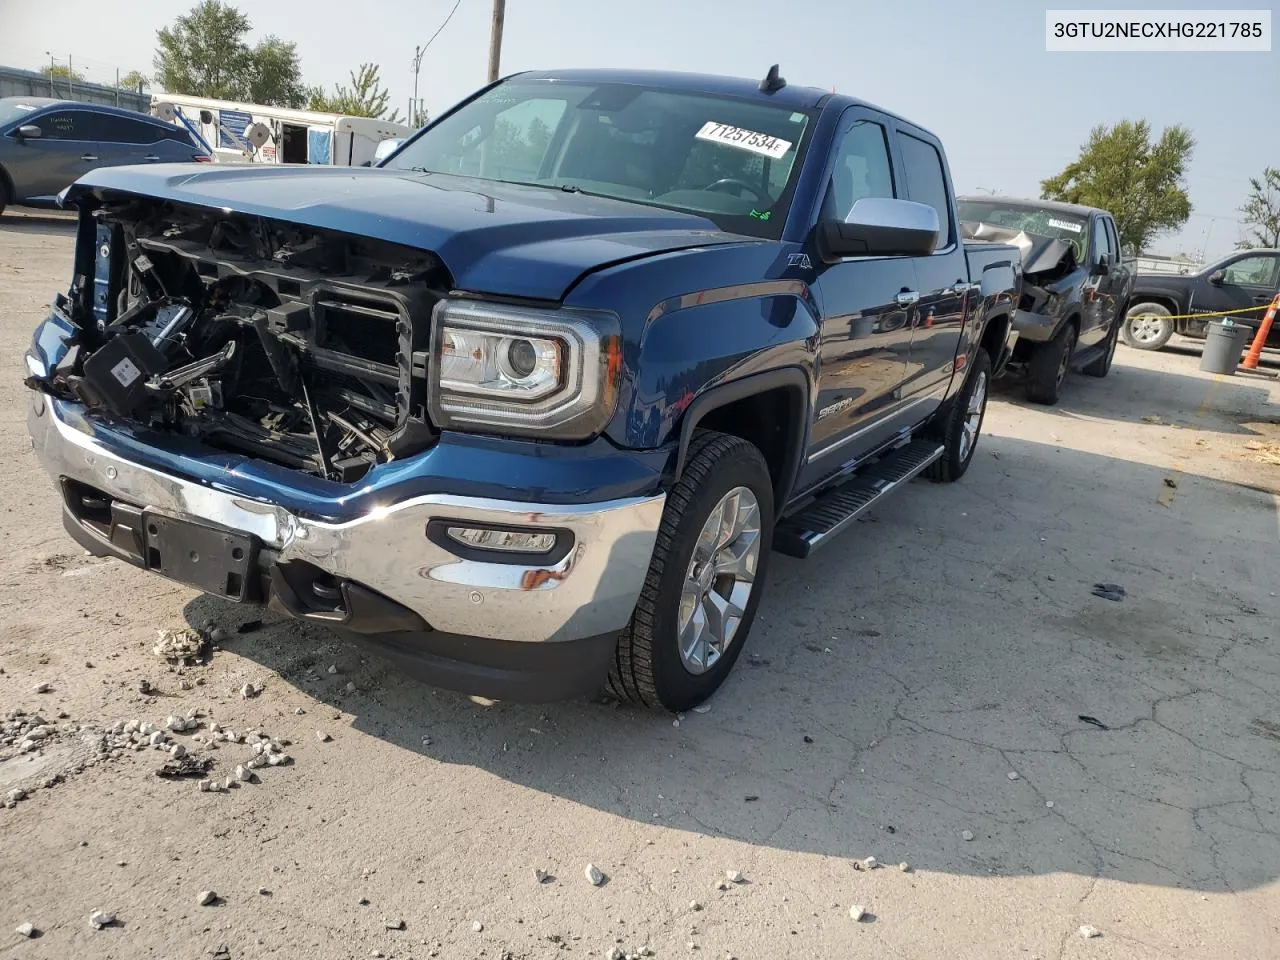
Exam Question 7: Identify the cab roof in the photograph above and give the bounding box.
[958,195,1108,218]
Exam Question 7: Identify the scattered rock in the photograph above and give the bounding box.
[725,869,744,883]
[236,765,252,782]
[472,920,484,933]
[6,788,28,804]
[138,679,151,694]
[961,830,974,841]
[33,682,52,694]
[534,868,552,883]
[14,921,36,938]
[849,904,866,922]
[854,856,878,871]
[199,779,214,792]
[198,890,217,906]
[327,665,339,674]
[691,704,711,714]
[607,948,624,960]
[899,862,911,872]
[154,628,205,662]
[585,863,606,886]
[385,918,405,930]
[258,887,271,895]
[345,682,357,694]
[714,880,729,891]
[1079,925,1101,939]
[316,731,332,743]
[1045,801,1055,809]
[294,707,305,716]
[1007,771,1019,781]
[240,682,260,699]
[689,900,702,911]
[169,744,186,759]
[89,910,115,929]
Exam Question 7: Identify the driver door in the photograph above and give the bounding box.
[1192,253,1280,328]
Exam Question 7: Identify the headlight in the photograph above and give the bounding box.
[428,298,621,439]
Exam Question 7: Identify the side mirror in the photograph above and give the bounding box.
[1093,253,1111,276]
[15,124,42,141]
[817,197,940,262]
[1208,269,1225,285]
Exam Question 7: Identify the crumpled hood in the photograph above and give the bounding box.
[65,164,756,300]
[960,220,1077,277]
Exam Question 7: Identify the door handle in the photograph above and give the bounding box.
[143,155,160,162]
[895,290,921,307]
[80,154,98,161]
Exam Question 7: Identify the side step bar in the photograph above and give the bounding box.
[773,439,944,558]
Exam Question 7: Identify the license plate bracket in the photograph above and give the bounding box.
[142,512,255,601]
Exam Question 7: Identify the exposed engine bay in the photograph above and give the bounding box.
[960,220,1080,316]
[35,198,450,483]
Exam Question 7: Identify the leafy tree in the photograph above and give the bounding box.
[1236,166,1280,249]
[120,70,149,91]
[1041,120,1194,253]
[307,63,400,121]
[47,64,85,83]
[154,1,305,107]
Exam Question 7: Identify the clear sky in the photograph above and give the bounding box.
[2,0,1275,259]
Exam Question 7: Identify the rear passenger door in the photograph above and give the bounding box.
[15,108,99,199]
[801,108,917,484]
[896,127,967,409]
[93,115,166,166]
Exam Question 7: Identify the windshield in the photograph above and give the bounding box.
[385,79,813,239]
[0,99,41,131]
[956,200,1088,260]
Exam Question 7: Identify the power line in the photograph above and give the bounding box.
[410,0,465,125]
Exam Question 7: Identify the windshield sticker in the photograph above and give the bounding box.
[749,209,772,221]
[1048,218,1083,233]
[696,122,792,160]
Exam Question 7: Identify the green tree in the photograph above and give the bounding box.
[307,63,400,121]
[1236,166,1280,249]
[120,70,149,91]
[47,63,85,83]
[154,1,305,107]
[1041,120,1195,253]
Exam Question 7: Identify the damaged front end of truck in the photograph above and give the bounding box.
[27,191,448,484]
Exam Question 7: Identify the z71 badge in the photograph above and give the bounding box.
[787,253,812,270]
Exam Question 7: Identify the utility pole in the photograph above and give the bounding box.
[488,0,505,83]
[411,44,425,126]
[68,55,73,98]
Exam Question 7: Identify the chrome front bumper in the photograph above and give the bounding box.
[27,394,664,644]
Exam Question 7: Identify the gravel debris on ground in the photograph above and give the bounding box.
[89,909,115,929]
[1079,925,1102,938]
[961,830,974,841]
[899,862,911,872]
[471,920,484,932]
[585,863,606,886]
[534,868,551,883]
[316,730,332,742]
[849,904,867,922]
[198,889,217,905]
[726,869,744,883]
[385,917,405,930]
[14,921,36,937]
[1007,771,1019,780]
[153,628,204,662]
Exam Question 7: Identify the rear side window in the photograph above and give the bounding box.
[1092,217,1114,262]
[1104,218,1121,259]
[99,116,172,144]
[899,133,953,248]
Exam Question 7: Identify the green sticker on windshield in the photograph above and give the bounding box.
[749,209,772,221]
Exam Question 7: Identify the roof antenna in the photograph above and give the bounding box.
[759,64,786,94]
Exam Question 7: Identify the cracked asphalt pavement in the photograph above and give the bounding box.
[2,212,1279,959]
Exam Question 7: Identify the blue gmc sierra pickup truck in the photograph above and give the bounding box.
[24,67,1020,712]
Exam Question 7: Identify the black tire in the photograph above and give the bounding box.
[1025,322,1077,405]
[925,348,991,483]
[1121,302,1174,351]
[608,431,774,712]
[1082,320,1119,378]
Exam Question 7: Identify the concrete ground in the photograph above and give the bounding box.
[1,211,1278,960]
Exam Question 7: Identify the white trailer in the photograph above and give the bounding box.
[150,93,410,167]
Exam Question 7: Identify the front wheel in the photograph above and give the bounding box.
[926,348,991,483]
[608,431,774,712]
[1121,303,1174,350]
[1025,323,1077,405]
[1082,321,1119,377]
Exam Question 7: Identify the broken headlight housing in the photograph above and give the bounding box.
[428,299,621,440]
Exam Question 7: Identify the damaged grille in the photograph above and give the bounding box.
[45,199,450,483]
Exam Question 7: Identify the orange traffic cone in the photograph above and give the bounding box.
[1241,293,1280,370]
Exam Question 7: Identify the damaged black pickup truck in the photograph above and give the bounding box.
[25,68,1020,711]
[956,197,1133,404]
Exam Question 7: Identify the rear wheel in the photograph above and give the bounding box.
[1025,323,1076,405]
[1121,302,1174,350]
[608,431,774,712]
[926,348,991,483]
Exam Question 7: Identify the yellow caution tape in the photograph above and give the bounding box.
[1128,301,1277,322]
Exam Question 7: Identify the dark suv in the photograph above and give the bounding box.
[0,97,209,215]
[956,197,1134,404]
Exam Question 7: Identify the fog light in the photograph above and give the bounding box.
[445,526,556,554]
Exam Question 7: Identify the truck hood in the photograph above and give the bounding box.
[65,164,757,300]
[960,220,1078,280]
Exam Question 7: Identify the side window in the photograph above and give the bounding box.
[36,110,94,140]
[821,118,894,221]
[1092,217,1114,262]
[1105,218,1121,260]
[1223,255,1280,288]
[898,133,953,247]
[100,117,168,145]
